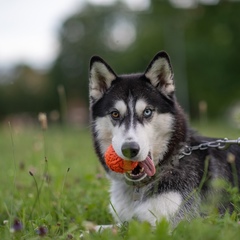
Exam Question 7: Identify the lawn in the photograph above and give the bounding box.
[0,120,239,239]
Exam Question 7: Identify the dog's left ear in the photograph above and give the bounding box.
[89,56,117,103]
[144,51,175,98]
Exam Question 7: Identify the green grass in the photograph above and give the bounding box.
[0,121,239,239]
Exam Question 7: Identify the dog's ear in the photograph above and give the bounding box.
[89,56,117,103]
[144,51,175,98]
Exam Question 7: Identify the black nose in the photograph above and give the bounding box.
[121,142,140,158]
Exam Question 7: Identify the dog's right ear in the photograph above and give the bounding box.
[89,56,117,103]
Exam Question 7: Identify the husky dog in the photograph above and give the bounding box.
[89,51,240,226]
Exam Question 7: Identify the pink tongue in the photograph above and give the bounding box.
[138,156,156,177]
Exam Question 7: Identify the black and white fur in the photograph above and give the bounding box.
[89,51,240,226]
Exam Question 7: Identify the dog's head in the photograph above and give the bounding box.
[89,51,180,180]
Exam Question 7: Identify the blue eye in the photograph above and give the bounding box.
[143,108,153,118]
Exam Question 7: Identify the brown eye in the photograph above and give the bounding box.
[111,110,120,120]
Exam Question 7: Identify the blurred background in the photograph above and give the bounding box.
[1,0,240,128]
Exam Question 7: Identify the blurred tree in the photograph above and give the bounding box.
[1,0,240,120]
[49,2,137,104]
[185,1,240,117]
[0,65,52,118]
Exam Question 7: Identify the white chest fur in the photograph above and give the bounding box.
[109,180,182,226]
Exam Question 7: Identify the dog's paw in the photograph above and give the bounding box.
[80,221,121,239]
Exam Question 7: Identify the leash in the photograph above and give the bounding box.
[125,137,240,189]
[125,137,240,201]
[179,137,240,159]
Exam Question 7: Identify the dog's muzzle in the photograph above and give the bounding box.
[123,154,156,182]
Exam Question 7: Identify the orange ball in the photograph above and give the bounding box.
[104,145,138,173]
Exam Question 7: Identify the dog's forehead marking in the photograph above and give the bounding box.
[135,99,148,117]
[113,100,127,116]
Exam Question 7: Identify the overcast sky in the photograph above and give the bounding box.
[0,0,87,68]
[0,0,150,69]
[0,0,218,69]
